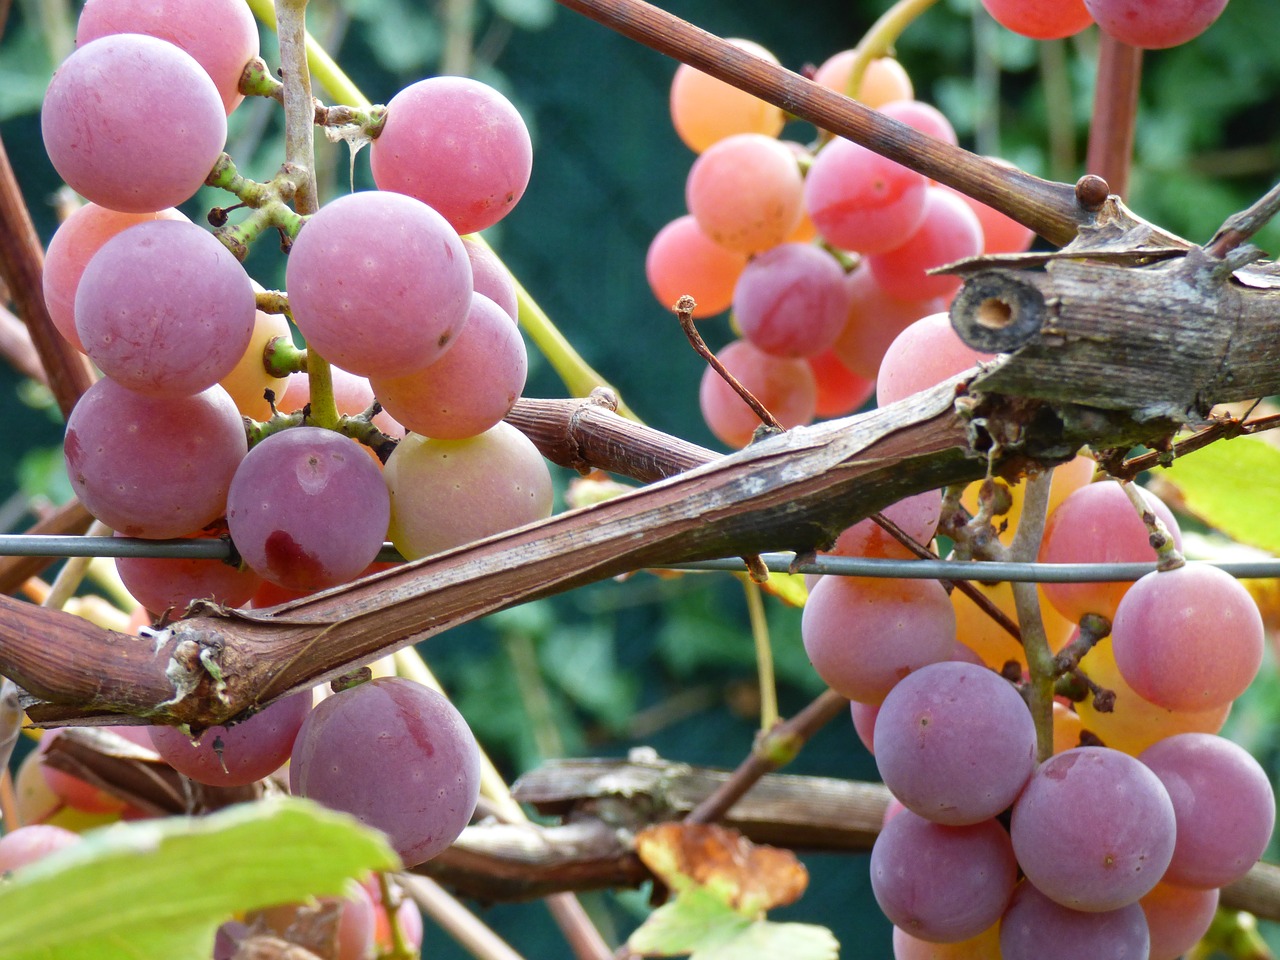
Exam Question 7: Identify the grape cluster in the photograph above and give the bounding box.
[34,0,557,920]
[981,0,1231,49]
[646,44,1034,448]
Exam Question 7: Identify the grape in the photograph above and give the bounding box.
[286,191,473,379]
[831,267,945,381]
[1084,0,1229,49]
[370,76,533,235]
[807,349,874,417]
[876,312,994,407]
[804,137,928,255]
[227,427,390,591]
[1111,564,1263,712]
[879,100,958,146]
[980,0,1095,40]
[698,339,816,448]
[1140,881,1219,960]
[150,690,312,787]
[801,575,956,704]
[874,662,1036,825]
[732,243,850,358]
[370,293,528,440]
[75,0,260,114]
[999,882,1150,960]
[290,677,481,866]
[1052,701,1086,755]
[869,811,1017,943]
[0,825,81,874]
[685,133,804,254]
[669,38,785,153]
[42,34,227,213]
[1138,732,1275,888]
[645,214,748,318]
[462,237,519,324]
[827,490,942,563]
[1076,637,1230,755]
[385,423,554,561]
[42,203,188,353]
[219,307,292,422]
[867,187,984,302]
[115,532,261,615]
[64,379,247,538]
[1038,480,1183,624]
[1010,746,1175,912]
[940,181,1036,255]
[75,219,256,396]
[368,876,426,954]
[850,701,879,754]
[812,53,914,107]
[891,923,1000,960]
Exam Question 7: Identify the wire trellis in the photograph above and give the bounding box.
[3,535,1279,583]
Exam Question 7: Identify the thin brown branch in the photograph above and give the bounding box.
[0,133,95,418]
[553,0,1091,246]
[1085,35,1142,199]
[675,295,782,434]
[1207,179,1280,258]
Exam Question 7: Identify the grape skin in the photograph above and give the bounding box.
[646,214,747,318]
[732,243,850,358]
[804,137,928,255]
[698,339,816,448]
[685,133,805,254]
[669,39,785,153]
[42,34,227,213]
[999,882,1149,960]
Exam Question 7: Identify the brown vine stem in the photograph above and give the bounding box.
[675,296,782,434]
[553,0,1087,245]
[1085,33,1142,199]
[1005,471,1055,761]
[0,133,95,418]
[684,688,849,826]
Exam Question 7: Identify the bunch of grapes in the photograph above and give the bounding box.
[980,0,1230,49]
[31,0,563,928]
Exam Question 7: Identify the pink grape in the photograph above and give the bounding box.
[807,349,874,417]
[669,38,785,153]
[371,76,533,235]
[891,924,1000,959]
[876,312,994,407]
[827,490,942,563]
[813,53,914,106]
[227,427,390,591]
[1111,564,1263,712]
[150,690,312,787]
[832,267,945,381]
[879,100,958,146]
[1000,883,1149,960]
[42,34,227,213]
[980,0,1095,40]
[385,423,554,561]
[371,293,527,440]
[940,181,1036,255]
[645,214,748,318]
[801,575,956,703]
[64,379,247,538]
[698,339,816,448]
[867,187,984,302]
[75,0,260,114]
[732,243,850,357]
[870,811,1017,942]
[1140,882,1220,960]
[1011,747,1175,912]
[1038,481,1182,624]
[1084,0,1229,49]
[0,824,80,873]
[290,677,481,866]
[115,532,261,615]
[850,701,879,754]
[685,133,804,254]
[874,661,1036,825]
[1138,733,1274,888]
[804,137,928,254]
[286,191,473,379]
[76,219,256,396]
[462,237,519,323]
[42,203,188,353]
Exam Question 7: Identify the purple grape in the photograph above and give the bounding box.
[226,427,390,591]
[290,678,481,867]
[1011,747,1175,912]
[149,690,311,787]
[1000,882,1149,960]
[874,661,1036,825]
[462,237,519,323]
[732,242,850,358]
[869,810,1017,943]
[1138,732,1275,888]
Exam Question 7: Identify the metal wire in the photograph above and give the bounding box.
[3,535,1279,582]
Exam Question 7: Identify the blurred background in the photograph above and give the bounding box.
[3,0,1280,955]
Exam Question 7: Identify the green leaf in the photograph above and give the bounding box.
[0,797,399,960]
[627,887,837,960]
[1158,436,1280,555]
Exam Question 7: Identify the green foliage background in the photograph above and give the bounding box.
[2,0,1280,956]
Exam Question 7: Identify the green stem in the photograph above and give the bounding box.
[845,0,941,102]
[1118,479,1184,570]
[742,579,778,733]
[377,872,415,959]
